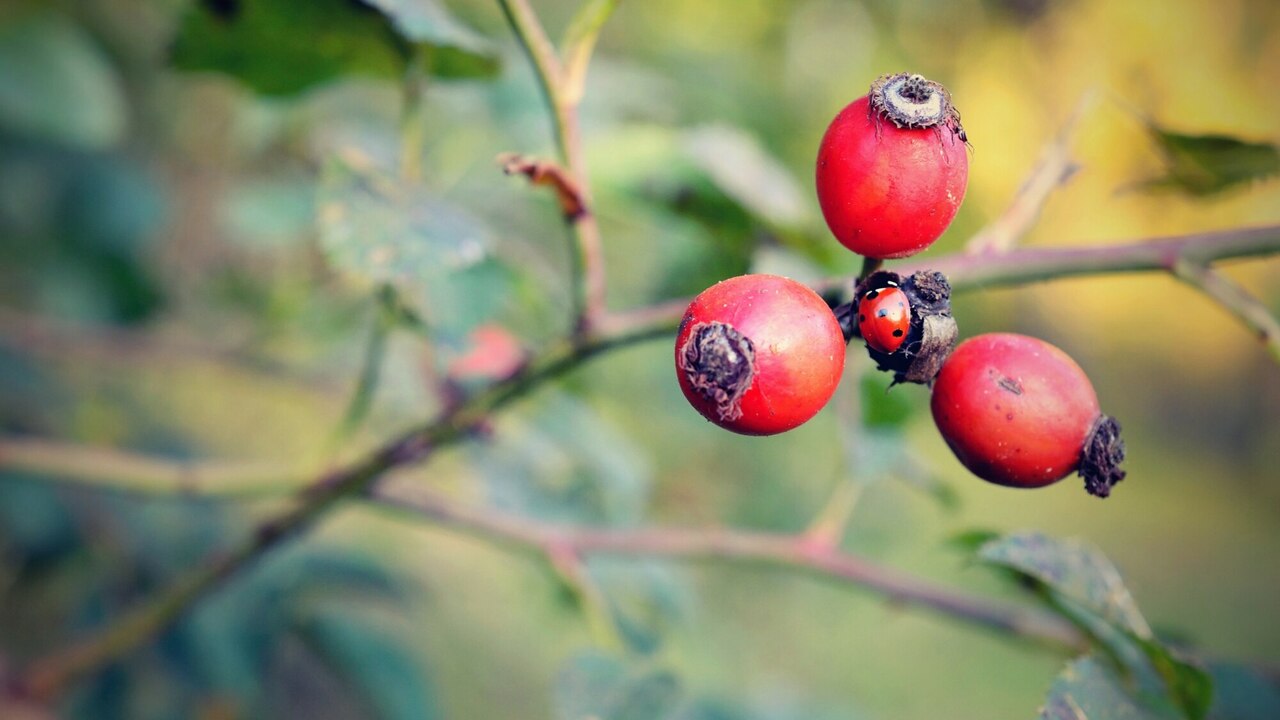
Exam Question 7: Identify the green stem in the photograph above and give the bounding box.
[399,44,430,182]
[328,287,398,451]
[1171,259,1280,364]
[899,224,1280,291]
[859,256,884,282]
[497,0,606,336]
[496,0,567,159]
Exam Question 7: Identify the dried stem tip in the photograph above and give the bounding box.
[679,321,756,422]
[870,72,963,132]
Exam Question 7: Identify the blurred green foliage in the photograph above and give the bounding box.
[1,0,1279,719]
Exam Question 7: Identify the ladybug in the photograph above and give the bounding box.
[858,284,911,354]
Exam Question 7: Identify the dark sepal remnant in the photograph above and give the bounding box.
[1081,414,1126,498]
[679,321,756,421]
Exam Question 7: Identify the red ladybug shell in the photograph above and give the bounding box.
[858,286,910,354]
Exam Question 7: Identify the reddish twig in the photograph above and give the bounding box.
[370,485,1085,650]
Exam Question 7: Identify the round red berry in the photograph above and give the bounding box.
[858,284,910,355]
[816,73,969,259]
[930,333,1125,495]
[675,274,846,436]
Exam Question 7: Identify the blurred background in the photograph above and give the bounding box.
[1,0,1278,718]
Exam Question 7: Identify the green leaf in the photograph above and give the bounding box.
[363,0,500,78]
[946,528,1002,554]
[221,177,316,249]
[1129,637,1211,720]
[554,651,682,720]
[0,14,127,148]
[172,0,497,97]
[980,533,1213,719]
[293,603,440,720]
[978,532,1152,637]
[317,150,508,343]
[587,558,691,656]
[1207,662,1280,720]
[1040,656,1177,720]
[681,125,810,229]
[1138,124,1280,197]
[475,392,650,524]
[329,287,397,447]
[184,546,408,707]
[364,0,491,53]
[173,0,404,96]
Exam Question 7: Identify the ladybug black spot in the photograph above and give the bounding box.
[877,309,888,317]
[892,329,904,337]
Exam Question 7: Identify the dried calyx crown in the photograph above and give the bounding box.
[870,72,965,137]
[680,321,756,422]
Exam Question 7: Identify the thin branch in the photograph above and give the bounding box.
[966,90,1096,255]
[497,0,606,336]
[0,438,304,498]
[604,224,1280,338]
[896,224,1280,292]
[13,319,670,701]
[14,429,442,702]
[11,224,1280,698]
[7,226,1280,502]
[1172,260,1280,364]
[370,486,1085,651]
[496,0,565,157]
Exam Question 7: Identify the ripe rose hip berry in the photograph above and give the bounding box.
[676,274,845,436]
[816,72,969,259]
[930,333,1126,497]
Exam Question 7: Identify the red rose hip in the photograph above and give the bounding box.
[930,333,1125,497]
[816,72,969,259]
[676,274,846,436]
